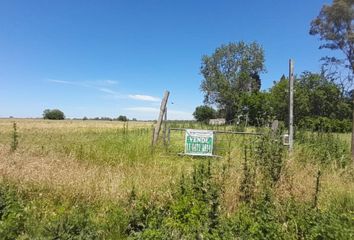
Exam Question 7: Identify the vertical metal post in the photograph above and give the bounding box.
[289,59,294,151]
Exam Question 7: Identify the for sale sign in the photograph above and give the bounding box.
[185,129,214,156]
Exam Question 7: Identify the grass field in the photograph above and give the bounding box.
[0,119,353,239]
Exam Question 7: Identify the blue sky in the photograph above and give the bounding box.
[0,0,335,120]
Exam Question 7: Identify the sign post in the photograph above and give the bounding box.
[184,129,214,156]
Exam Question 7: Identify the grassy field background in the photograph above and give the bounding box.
[0,119,353,239]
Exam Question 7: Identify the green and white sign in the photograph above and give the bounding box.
[185,129,214,156]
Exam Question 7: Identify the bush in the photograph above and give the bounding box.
[127,161,223,239]
[297,131,350,167]
[117,115,128,121]
[0,184,26,239]
[298,117,351,133]
[43,109,65,120]
[193,105,217,123]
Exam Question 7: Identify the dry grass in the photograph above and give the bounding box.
[0,145,195,202]
[0,118,152,131]
[0,119,353,212]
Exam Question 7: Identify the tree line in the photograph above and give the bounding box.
[194,0,353,133]
[43,109,132,121]
[194,69,352,132]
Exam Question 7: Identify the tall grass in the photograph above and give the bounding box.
[0,119,353,239]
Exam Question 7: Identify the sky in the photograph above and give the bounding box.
[0,0,336,120]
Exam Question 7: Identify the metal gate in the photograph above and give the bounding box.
[166,127,263,157]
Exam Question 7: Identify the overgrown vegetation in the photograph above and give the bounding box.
[1,122,353,239]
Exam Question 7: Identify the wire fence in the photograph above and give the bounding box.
[165,127,263,157]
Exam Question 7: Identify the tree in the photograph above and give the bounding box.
[310,0,354,160]
[43,109,65,120]
[117,115,128,121]
[269,75,289,123]
[193,105,216,122]
[310,0,353,73]
[238,91,273,126]
[269,72,351,125]
[295,72,350,121]
[200,42,266,121]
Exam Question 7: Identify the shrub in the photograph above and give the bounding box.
[297,131,350,167]
[0,185,26,240]
[43,204,99,240]
[127,161,223,239]
[298,117,351,133]
[43,109,65,120]
[117,115,128,121]
[193,105,217,123]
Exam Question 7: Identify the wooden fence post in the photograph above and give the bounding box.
[152,90,170,146]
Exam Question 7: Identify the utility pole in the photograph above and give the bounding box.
[289,59,294,151]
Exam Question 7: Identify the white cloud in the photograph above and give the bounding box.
[47,79,75,85]
[98,88,118,94]
[47,79,118,88]
[47,79,91,87]
[128,94,161,102]
[102,80,118,85]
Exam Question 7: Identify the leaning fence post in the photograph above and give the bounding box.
[152,90,170,146]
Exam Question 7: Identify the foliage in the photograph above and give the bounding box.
[297,131,350,167]
[201,41,266,121]
[238,91,273,126]
[0,185,26,240]
[310,0,354,74]
[269,75,289,123]
[0,183,129,239]
[199,67,351,127]
[193,105,217,122]
[239,147,256,203]
[0,120,354,239]
[299,116,351,132]
[255,131,286,186]
[127,161,223,239]
[226,199,354,240]
[43,109,65,120]
[295,71,351,121]
[126,159,353,239]
[118,115,128,121]
[269,72,351,125]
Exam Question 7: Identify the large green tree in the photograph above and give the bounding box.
[193,105,216,123]
[200,42,266,121]
[270,72,351,124]
[238,91,272,126]
[43,109,65,120]
[269,75,289,123]
[296,72,351,120]
[310,0,354,160]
